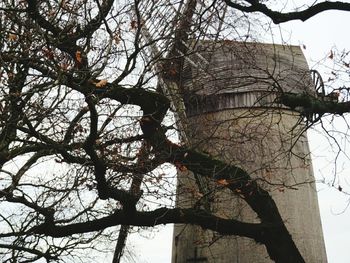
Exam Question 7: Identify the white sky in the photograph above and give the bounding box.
[125,6,350,263]
[284,9,350,263]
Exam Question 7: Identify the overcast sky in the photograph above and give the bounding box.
[286,9,350,263]
[124,5,350,263]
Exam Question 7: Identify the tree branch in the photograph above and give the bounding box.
[225,0,350,23]
[139,115,305,262]
[279,93,350,115]
[33,207,266,242]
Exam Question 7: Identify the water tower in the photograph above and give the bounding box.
[171,41,327,262]
[132,1,327,262]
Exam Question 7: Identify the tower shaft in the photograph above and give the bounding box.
[172,42,327,263]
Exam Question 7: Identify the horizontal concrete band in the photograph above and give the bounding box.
[184,91,291,116]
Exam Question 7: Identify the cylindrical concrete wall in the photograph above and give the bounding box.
[172,42,327,262]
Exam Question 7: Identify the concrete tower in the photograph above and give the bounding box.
[172,41,327,262]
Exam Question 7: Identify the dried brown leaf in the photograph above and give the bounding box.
[130,20,137,30]
[217,179,229,186]
[8,33,17,41]
[75,50,82,63]
[114,34,121,45]
[95,79,108,88]
[328,50,334,60]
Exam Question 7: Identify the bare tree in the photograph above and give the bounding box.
[1,1,350,262]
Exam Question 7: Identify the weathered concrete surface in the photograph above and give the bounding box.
[172,42,327,263]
